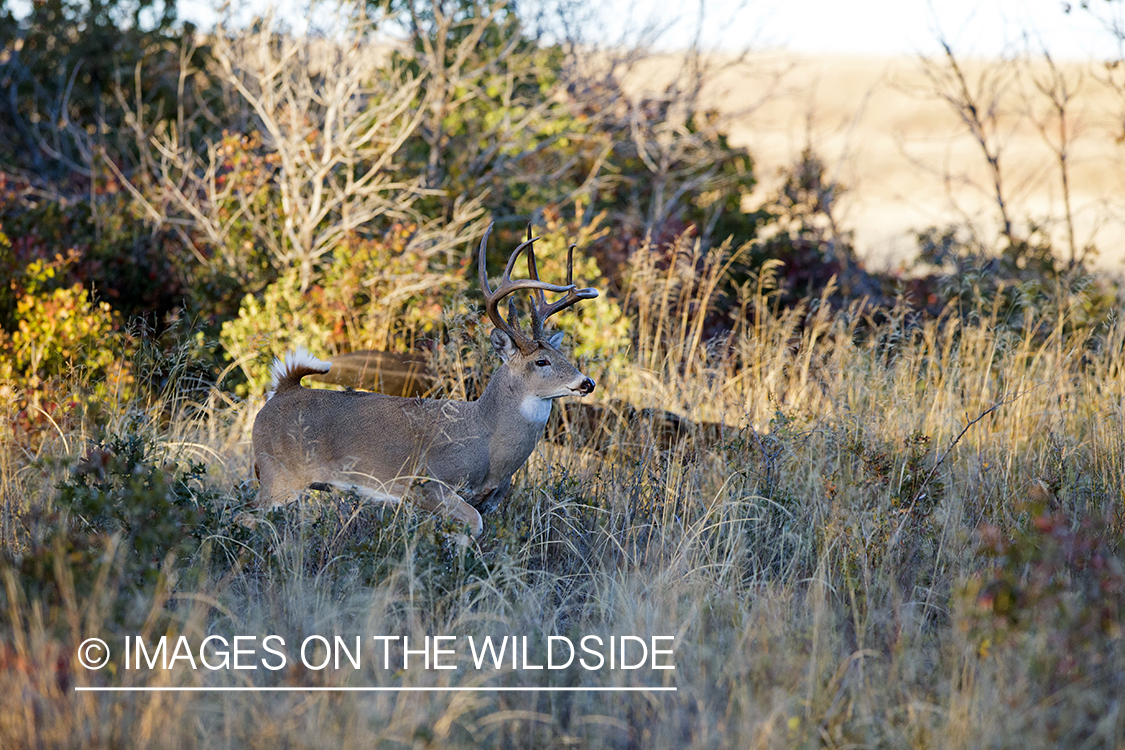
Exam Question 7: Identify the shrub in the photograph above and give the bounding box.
[0,247,133,439]
[0,0,186,181]
[962,511,1125,686]
[914,223,1119,333]
[747,147,881,307]
[6,432,214,636]
[0,174,187,331]
[219,223,470,395]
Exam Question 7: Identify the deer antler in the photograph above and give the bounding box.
[478,223,599,354]
[523,225,599,340]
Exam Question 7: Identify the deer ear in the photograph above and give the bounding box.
[547,331,565,349]
[490,329,517,362]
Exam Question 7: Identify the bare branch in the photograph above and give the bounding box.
[150,3,461,292]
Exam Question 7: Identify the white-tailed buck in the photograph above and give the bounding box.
[251,225,598,535]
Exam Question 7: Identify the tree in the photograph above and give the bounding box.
[0,0,185,182]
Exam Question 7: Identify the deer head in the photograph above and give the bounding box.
[477,223,597,413]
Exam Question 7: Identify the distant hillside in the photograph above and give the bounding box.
[623,52,1125,271]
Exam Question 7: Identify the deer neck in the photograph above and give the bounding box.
[476,364,553,437]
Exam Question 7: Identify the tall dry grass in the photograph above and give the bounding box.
[1,244,1123,748]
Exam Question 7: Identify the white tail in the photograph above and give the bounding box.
[251,224,598,536]
[265,348,331,401]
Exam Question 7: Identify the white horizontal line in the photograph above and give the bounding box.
[76,686,676,693]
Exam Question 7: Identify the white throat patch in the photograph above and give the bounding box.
[520,396,553,424]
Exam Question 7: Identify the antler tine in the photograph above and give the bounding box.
[480,222,600,349]
[478,223,495,295]
[480,223,531,353]
[529,283,599,339]
[504,228,541,285]
[528,242,599,340]
[525,224,548,312]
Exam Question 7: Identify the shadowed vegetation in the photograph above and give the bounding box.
[2,0,1124,747]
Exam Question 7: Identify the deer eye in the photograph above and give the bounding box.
[535,358,550,367]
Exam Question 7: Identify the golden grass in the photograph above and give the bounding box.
[1,251,1124,748]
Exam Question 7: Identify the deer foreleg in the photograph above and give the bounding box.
[472,477,511,516]
[411,480,484,537]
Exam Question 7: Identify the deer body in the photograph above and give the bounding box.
[251,226,597,536]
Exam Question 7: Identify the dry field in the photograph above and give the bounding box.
[625,51,1125,270]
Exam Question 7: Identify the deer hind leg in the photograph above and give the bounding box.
[253,453,312,508]
[318,476,481,537]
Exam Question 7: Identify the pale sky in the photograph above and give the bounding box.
[590,0,1119,59]
[5,0,1117,57]
[171,0,1121,60]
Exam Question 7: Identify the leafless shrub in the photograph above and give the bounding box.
[149,3,484,293]
[917,39,1024,250]
[1018,46,1093,269]
[549,2,774,246]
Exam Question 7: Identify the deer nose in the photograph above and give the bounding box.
[578,377,595,395]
